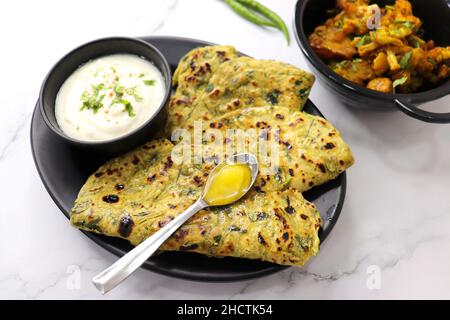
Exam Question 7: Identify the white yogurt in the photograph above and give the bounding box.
[55,54,165,141]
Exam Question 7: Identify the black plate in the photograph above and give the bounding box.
[30,36,347,282]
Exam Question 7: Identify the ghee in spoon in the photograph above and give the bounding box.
[203,163,253,206]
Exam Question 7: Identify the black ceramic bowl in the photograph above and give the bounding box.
[39,37,172,156]
[294,0,450,123]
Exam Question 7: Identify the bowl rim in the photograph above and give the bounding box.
[38,36,172,146]
[293,0,450,102]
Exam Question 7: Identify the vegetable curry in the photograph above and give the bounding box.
[309,0,449,93]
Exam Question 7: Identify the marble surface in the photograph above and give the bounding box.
[1,0,449,300]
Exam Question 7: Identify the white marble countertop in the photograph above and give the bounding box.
[1,0,449,299]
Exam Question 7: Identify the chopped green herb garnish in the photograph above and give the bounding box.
[143,79,155,86]
[125,86,143,102]
[80,83,106,113]
[93,83,105,92]
[109,84,139,116]
[428,57,437,68]
[297,88,310,99]
[110,97,136,117]
[355,35,371,48]
[113,84,125,96]
[266,90,280,104]
[335,60,351,69]
[400,51,412,69]
[121,100,136,117]
[408,36,423,48]
[79,70,143,118]
[393,76,408,93]
[139,73,145,78]
[80,98,93,112]
[393,20,415,30]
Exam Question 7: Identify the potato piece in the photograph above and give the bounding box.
[309,25,357,60]
[332,59,375,85]
[373,52,390,75]
[386,49,401,71]
[367,78,393,93]
[427,47,450,64]
[385,45,414,55]
[371,29,404,47]
[394,0,413,16]
[337,0,368,12]
[409,47,426,69]
[358,42,379,57]
[416,51,437,75]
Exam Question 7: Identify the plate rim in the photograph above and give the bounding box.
[30,35,346,282]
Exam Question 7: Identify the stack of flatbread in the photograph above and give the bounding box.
[70,46,354,266]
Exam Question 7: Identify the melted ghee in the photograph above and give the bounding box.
[203,163,253,206]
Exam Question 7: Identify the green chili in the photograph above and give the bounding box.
[224,0,276,28]
[234,0,290,44]
[223,0,290,44]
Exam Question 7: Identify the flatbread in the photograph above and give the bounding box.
[70,138,322,266]
[178,105,354,192]
[167,46,239,133]
[167,50,315,134]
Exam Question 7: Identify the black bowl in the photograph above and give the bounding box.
[39,37,172,156]
[293,0,450,123]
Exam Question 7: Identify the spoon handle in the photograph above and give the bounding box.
[92,198,207,294]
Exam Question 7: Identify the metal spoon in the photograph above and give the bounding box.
[92,153,259,294]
